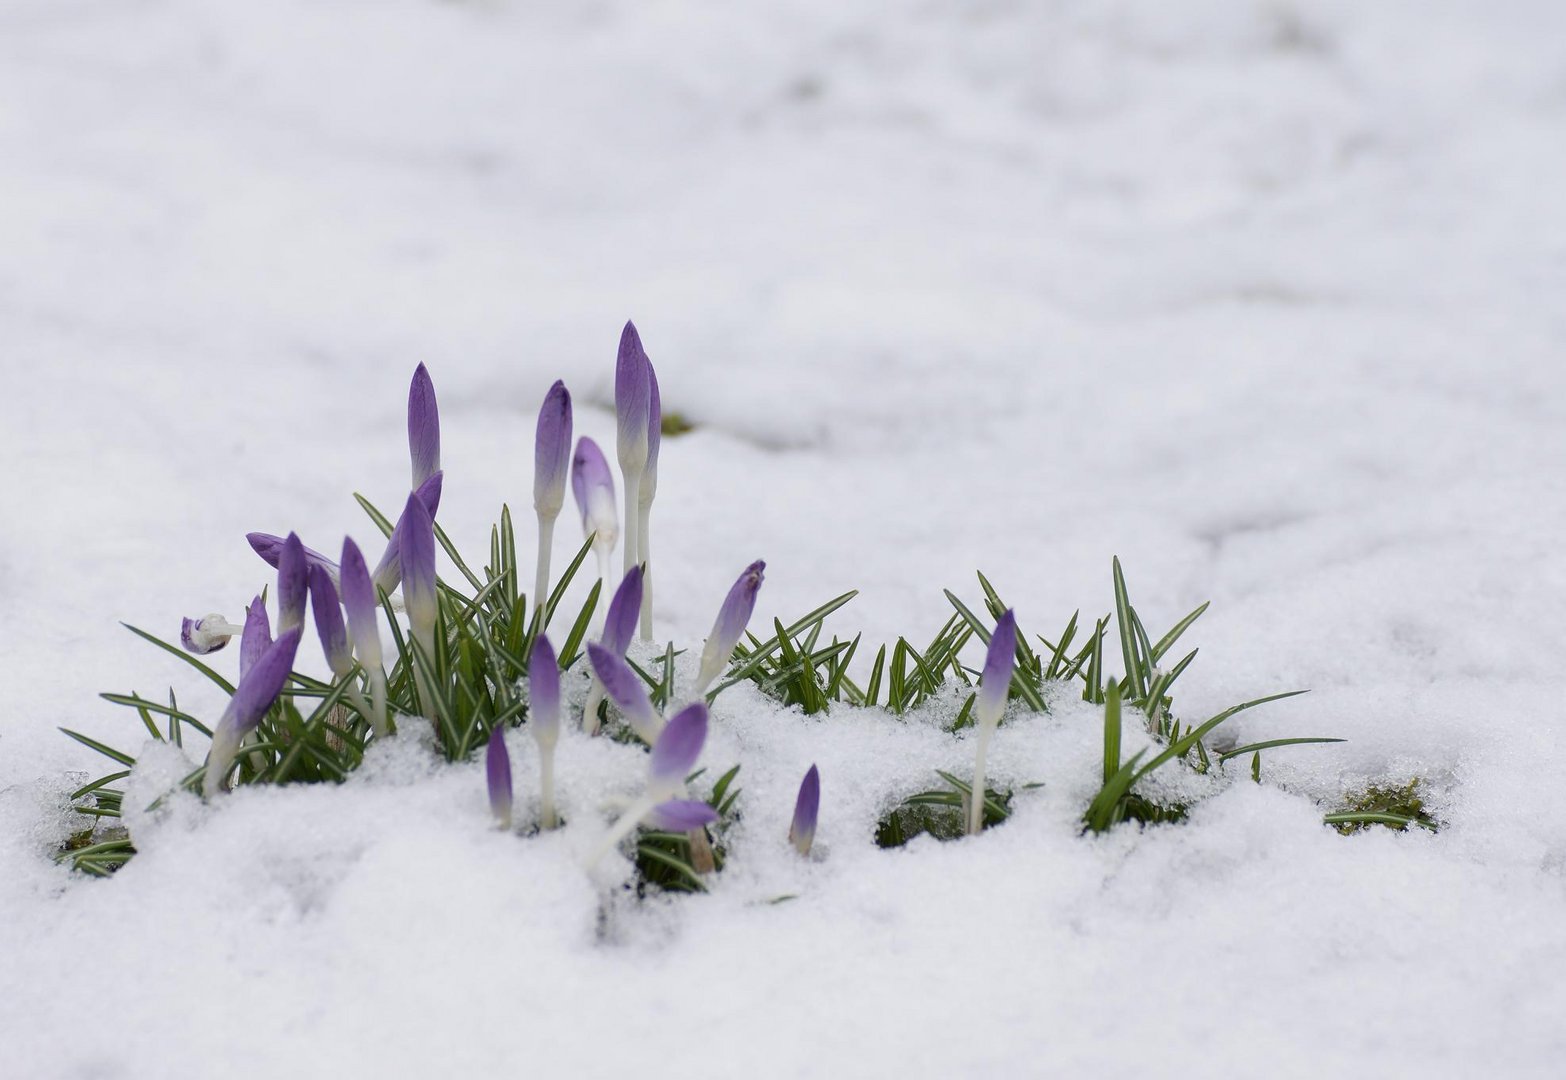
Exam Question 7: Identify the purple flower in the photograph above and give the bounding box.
[646,799,718,831]
[976,609,1018,729]
[370,470,444,594]
[529,634,560,748]
[571,437,617,552]
[276,533,309,635]
[486,724,513,829]
[408,362,440,488]
[309,564,353,679]
[586,642,660,743]
[533,380,573,521]
[615,321,652,478]
[648,701,708,796]
[245,533,339,584]
[180,614,241,656]
[338,537,382,670]
[202,627,303,797]
[642,362,661,509]
[239,595,271,679]
[602,566,644,656]
[399,488,438,648]
[789,764,820,856]
[693,560,766,694]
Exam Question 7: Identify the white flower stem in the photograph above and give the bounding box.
[533,511,557,625]
[621,468,642,577]
[367,668,390,737]
[539,749,558,830]
[968,723,994,837]
[583,678,605,736]
[592,547,613,636]
[637,502,653,640]
[585,796,655,868]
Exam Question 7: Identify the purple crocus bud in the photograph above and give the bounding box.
[693,560,766,694]
[646,799,718,831]
[399,489,438,650]
[245,533,340,585]
[276,533,309,635]
[338,537,382,670]
[533,380,572,520]
[529,634,560,749]
[647,701,708,798]
[486,724,513,829]
[239,595,271,679]
[976,609,1018,730]
[371,471,444,594]
[202,627,303,797]
[571,437,618,555]
[615,321,652,478]
[641,362,661,511]
[586,642,660,743]
[181,614,242,655]
[408,362,440,489]
[601,566,644,656]
[789,764,820,856]
[309,564,353,679]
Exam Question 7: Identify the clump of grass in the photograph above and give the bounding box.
[875,773,1017,848]
[1327,779,1439,834]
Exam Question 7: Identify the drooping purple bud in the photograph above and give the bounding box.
[371,471,444,594]
[277,533,309,635]
[203,627,303,797]
[976,609,1018,730]
[601,566,644,655]
[570,437,617,553]
[641,361,661,509]
[694,560,766,694]
[338,537,382,670]
[789,764,820,856]
[587,643,660,742]
[615,321,652,477]
[486,724,513,829]
[529,634,560,749]
[181,614,242,655]
[399,489,438,647]
[648,701,708,796]
[309,564,353,679]
[245,533,340,585]
[646,799,718,831]
[534,380,573,520]
[408,362,440,489]
[239,595,271,679]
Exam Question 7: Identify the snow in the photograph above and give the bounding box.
[3,0,1566,1076]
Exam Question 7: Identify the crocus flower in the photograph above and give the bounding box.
[692,560,766,696]
[181,614,242,655]
[340,537,390,736]
[571,436,618,599]
[486,724,513,830]
[968,609,1018,837]
[579,565,645,734]
[530,633,561,828]
[408,362,440,489]
[203,627,303,797]
[239,595,271,679]
[532,380,572,615]
[245,533,339,586]
[309,565,353,679]
[615,321,652,579]
[276,533,309,635]
[585,702,710,868]
[637,362,660,640]
[400,489,439,659]
[370,471,444,595]
[586,642,661,743]
[646,799,718,831]
[789,764,820,856]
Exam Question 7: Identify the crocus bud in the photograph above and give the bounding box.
[602,566,644,656]
[789,764,820,856]
[181,614,242,655]
[586,642,660,743]
[338,537,382,671]
[276,533,309,635]
[571,437,617,555]
[239,595,271,679]
[203,627,302,797]
[693,560,765,694]
[529,634,560,750]
[486,724,513,829]
[648,701,708,799]
[371,471,444,594]
[534,380,572,520]
[615,321,652,478]
[641,362,661,511]
[245,533,339,585]
[399,489,438,650]
[408,362,440,489]
[646,799,718,831]
[976,609,1018,730]
[309,565,353,679]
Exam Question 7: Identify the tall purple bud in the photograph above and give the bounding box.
[615,321,652,581]
[532,380,573,614]
[571,436,618,598]
[637,361,661,640]
[648,701,708,799]
[969,608,1018,837]
[530,634,561,828]
[245,533,339,586]
[486,725,513,829]
[203,627,302,797]
[340,537,389,736]
[309,565,353,679]
[408,362,440,489]
[587,642,661,743]
[400,489,438,657]
[789,764,820,856]
[602,566,644,656]
[181,614,242,656]
[371,471,444,595]
[239,595,271,679]
[277,533,309,635]
[693,561,766,696]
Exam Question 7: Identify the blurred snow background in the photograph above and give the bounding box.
[2,1,1564,1076]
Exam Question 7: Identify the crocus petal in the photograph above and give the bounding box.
[245,533,340,584]
[976,609,1018,729]
[338,537,382,670]
[371,471,444,594]
[571,437,617,551]
[641,361,661,508]
[529,633,560,748]
[309,564,352,678]
[239,595,271,679]
[533,380,572,519]
[601,566,644,655]
[789,764,820,855]
[646,799,718,831]
[276,533,309,634]
[203,627,302,797]
[486,725,513,828]
[695,560,765,692]
[399,489,438,645]
[408,362,440,488]
[586,643,659,741]
[615,321,651,476]
[648,701,708,794]
[181,614,241,655]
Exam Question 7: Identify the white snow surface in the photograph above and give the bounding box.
[4,1,1566,1076]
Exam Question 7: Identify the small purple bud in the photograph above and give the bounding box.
[399,489,438,645]
[245,533,340,584]
[203,627,302,797]
[976,609,1018,729]
[646,799,718,831]
[239,595,271,679]
[789,764,820,856]
[486,724,513,829]
[408,362,440,488]
[309,564,353,679]
[529,634,560,749]
[586,643,660,742]
[181,614,241,655]
[371,471,444,594]
[277,533,309,635]
[533,380,573,519]
[338,537,382,669]
[601,566,644,655]
[642,361,661,508]
[648,701,708,795]
[615,321,652,476]
[694,560,766,693]
[571,437,617,551]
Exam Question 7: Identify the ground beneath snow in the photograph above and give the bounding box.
[3,2,1565,1077]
